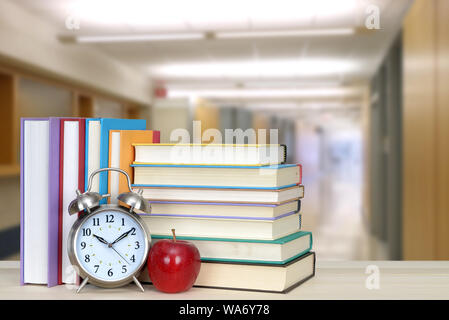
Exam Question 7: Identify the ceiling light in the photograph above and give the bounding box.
[215,28,355,39]
[69,0,359,29]
[150,59,356,79]
[167,87,362,99]
[75,33,205,43]
[70,28,354,44]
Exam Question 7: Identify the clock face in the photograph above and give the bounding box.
[74,208,148,283]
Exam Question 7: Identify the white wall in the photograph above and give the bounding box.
[151,98,192,143]
[0,0,152,105]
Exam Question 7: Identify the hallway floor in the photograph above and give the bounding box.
[301,171,375,261]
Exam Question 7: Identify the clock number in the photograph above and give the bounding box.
[108,269,113,277]
[130,228,136,236]
[92,218,99,226]
[122,265,127,273]
[121,218,125,226]
[130,255,136,263]
[94,265,99,273]
[82,228,91,236]
[81,242,86,250]
[106,214,114,223]
[135,241,140,249]
[84,254,90,263]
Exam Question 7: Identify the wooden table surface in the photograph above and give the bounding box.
[1,261,448,299]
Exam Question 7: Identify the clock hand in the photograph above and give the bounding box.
[111,227,135,245]
[110,246,131,265]
[92,234,109,245]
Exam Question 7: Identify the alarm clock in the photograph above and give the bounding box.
[67,167,151,293]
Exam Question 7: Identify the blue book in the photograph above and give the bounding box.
[85,118,146,201]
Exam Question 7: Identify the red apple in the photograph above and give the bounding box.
[147,229,201,293]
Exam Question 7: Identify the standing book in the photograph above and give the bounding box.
[85,118,146,202]
[20,118,61,287]
[108,130,160,202]
[58,118,85,285]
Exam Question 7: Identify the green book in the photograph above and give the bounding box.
[151,231,312,264]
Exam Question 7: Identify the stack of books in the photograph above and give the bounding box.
[134,144,315,293]
[21,117,314,293]
[20,117,159,286]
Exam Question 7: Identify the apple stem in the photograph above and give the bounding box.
[171,229,176,242]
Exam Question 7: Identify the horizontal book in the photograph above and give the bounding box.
[151,230,312,264]
[85,118,146,202]
[139,251,315,293]
[21,118,60,287]
[133,143,286,166]
[108,129,160,202]
[140,212,301,240]
[148,200,300,219]
[134,185,304,204]
[132,164,302,189]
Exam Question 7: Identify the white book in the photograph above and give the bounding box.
[151,231,312,263]
[149,200,299,219]
[133,143,286,166]
[61,121,81,284]
[132,164,301,189]
[23,120,49,284]
[139,251,316,293]
[86,120,101,193]
[140,212,301,240]
[135,185,304,204]
[194,252,315,292]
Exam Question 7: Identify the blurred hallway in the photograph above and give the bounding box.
[1,0,449,262]
[297,110,378,260]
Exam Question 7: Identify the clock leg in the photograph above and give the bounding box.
[76,277,89,294]
[133,276,145,292]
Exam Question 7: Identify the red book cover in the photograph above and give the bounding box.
[58,118,85,285]
[57,121,65,285]
[153,130,160,143]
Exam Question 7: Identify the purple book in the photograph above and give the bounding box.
[20,118,60,287]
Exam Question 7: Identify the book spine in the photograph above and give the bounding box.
[280,144,287,164]
[19,119,25,285]
[47,118,60,287]
[297,164,302,184]
[153,130,160,143]
[57,120,65,285]
[78,120,86,195]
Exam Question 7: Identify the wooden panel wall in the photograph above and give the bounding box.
[435,0,449,259]
[194,99,219,142]
[402,0,449,259]
[0,73,16,165]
